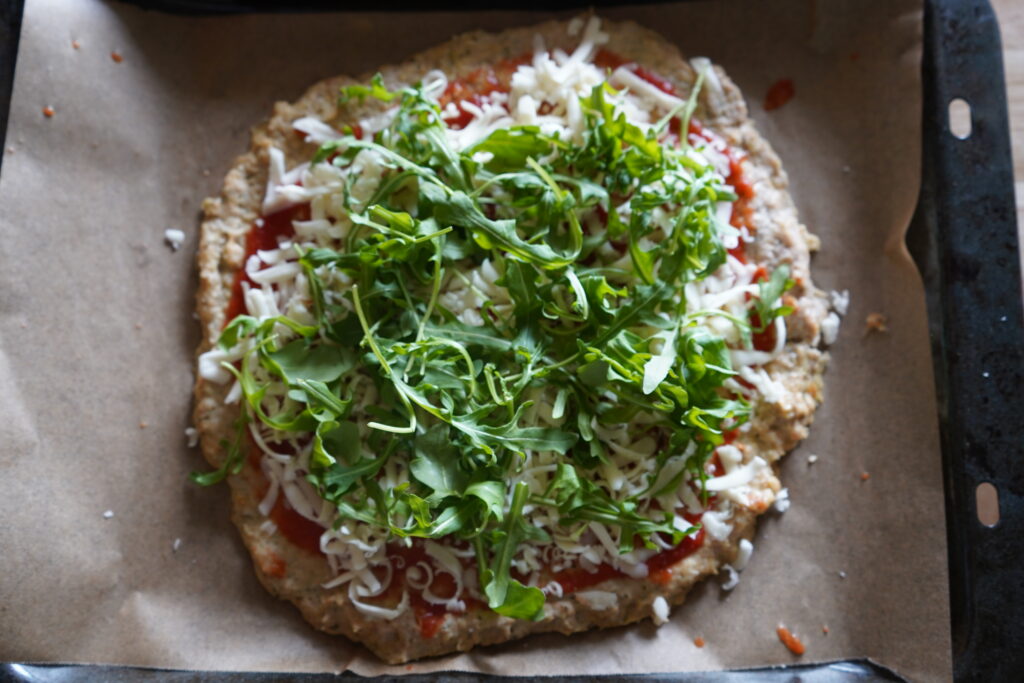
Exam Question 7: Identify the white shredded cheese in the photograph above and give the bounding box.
[348,586,409,620]
[575,590,618,611]
[702,510,734,541]
[292,116,341,144]
[721,565,740,591]
[821,311,841,346]
[610,66,685,112]
[773,488,791,513]
[164,228,185,251]
[705,457,768,492]
[652,596,670,625]
[219,16,813,618]
[830,289,850,316]
[734,539,754,570]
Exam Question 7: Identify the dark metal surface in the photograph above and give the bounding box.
[0,660,907,683]
[115,0,628,13]
[0,0,1021,680]
[0,0,24,174]
[906,0,1024,681]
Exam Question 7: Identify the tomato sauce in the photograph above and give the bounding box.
[347,540,487,639]
[647,530,706,584]
[245,437,326,557]
[393,543,473,638]
[438,54,531,130]
[224,202,309,322]
[269,496,325,556]
[554,507,707,593]
[554,563,625,594]
[745,265,778,352]
[593,48,679,97]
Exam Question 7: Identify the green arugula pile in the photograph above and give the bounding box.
[194,72,793,620]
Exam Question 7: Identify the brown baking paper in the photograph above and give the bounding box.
[0,0,949,679]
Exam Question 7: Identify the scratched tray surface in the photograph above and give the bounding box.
[907,0,1024,681]
[0,0,1021,681]
[0,660,908,682]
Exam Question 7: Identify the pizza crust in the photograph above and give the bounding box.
[194,17,828,664]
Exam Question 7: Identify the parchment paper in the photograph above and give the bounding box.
[0,0,950,679]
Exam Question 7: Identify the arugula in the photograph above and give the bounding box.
[193,67,792,621]
[752,264,795,332]
[480,482,546,620]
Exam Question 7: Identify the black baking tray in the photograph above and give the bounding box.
[0,0,1021,680]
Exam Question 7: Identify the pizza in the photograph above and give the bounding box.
[193,15,830,664]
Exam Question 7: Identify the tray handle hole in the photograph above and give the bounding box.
[949,98,972,139]
[976,482,1000,527]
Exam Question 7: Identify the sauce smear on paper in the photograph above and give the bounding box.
[764,78,795,111]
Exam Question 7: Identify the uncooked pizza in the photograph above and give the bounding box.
[193,15,830,664]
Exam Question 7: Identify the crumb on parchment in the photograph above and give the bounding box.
[865,312,888,335]
[776,625,805,655]
[165,228,186,251]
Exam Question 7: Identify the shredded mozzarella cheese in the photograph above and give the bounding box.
[217,16,803,618]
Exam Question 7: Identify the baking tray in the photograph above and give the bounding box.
[0,0,1020,680]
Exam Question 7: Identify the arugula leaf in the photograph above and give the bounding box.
[541,463,681,550]
[493,578,546,620]
[467,127,558,172]
[430,189,581,269]
[465,480,506,522]
[449,403,577,456]
[409,425,466,500]
[311,422,388,501]
[591,282,675,347]
[339,73,399,104]
[752,264,795,332]
[189,413,248,486]
[481,482,546,620]
[420,319,515,352]
[207,67,785,625]
[295,379,352,418]
[266,339,354,384]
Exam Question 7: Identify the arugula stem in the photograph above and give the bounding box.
[678,65,708,151]
[351,284,392,376]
